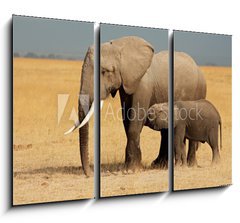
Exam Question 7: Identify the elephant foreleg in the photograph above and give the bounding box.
[125,125,142,169]
[151,130,168,169]
[124,90,150,170]
[124,106,146,169]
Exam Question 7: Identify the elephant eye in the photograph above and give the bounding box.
[102,70,106,75]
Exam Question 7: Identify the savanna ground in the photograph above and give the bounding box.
[174,66,232,190]
[13,58,231,204]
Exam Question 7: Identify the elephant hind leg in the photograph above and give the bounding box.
[211,146,220,165]
[181,143,187,166]
[119,87,132,165]
[209,129,220,165]
[151,129,168,169]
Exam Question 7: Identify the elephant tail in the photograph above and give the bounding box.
[219,119,222,150]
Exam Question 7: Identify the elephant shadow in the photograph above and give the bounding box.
[14,163,158,178]
[100,162,157,174]
[13,165,94,178]
[100,162,125,173]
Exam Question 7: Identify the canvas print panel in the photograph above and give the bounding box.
[173,31,232,190]
[100,24,169,197]
[13,15,94,205]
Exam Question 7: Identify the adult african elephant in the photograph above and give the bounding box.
[65,36,206,176]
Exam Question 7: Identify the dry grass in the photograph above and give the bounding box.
[174,66,232,190]
[13,58,94,205]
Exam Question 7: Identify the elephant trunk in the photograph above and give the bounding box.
[78,100,91,177]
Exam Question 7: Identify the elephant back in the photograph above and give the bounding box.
[174,52,206,101]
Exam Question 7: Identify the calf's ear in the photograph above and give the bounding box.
[155,116,168,129]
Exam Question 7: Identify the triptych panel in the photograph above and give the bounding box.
[13,15,232,205]
[100,24,169,197]
[173,31,232,190]
[13,16,94,205]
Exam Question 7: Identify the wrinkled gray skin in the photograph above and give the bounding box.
[78,36,206,176]
[78,47,94,176]
[146,100,222,166]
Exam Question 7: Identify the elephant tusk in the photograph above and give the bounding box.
[78,101,94,129]
[64,102,94,135]
[64,100,104,135]
[100,100,104,109]
[79,100,103,128]
[64,120,80,135]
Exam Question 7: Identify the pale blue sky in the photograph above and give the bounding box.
[13,15,93,59]
[174,31,232,66]
[13,16,231,66]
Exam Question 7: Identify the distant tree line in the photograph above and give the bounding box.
[13,52,83,60]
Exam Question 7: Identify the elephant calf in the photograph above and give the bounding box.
[146,99,222,166]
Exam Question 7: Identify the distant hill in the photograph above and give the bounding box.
[13,52,83,60]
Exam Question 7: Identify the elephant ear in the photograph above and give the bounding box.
[155,116,168,129]
[113,36,154,95]
[157,103,169,129]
